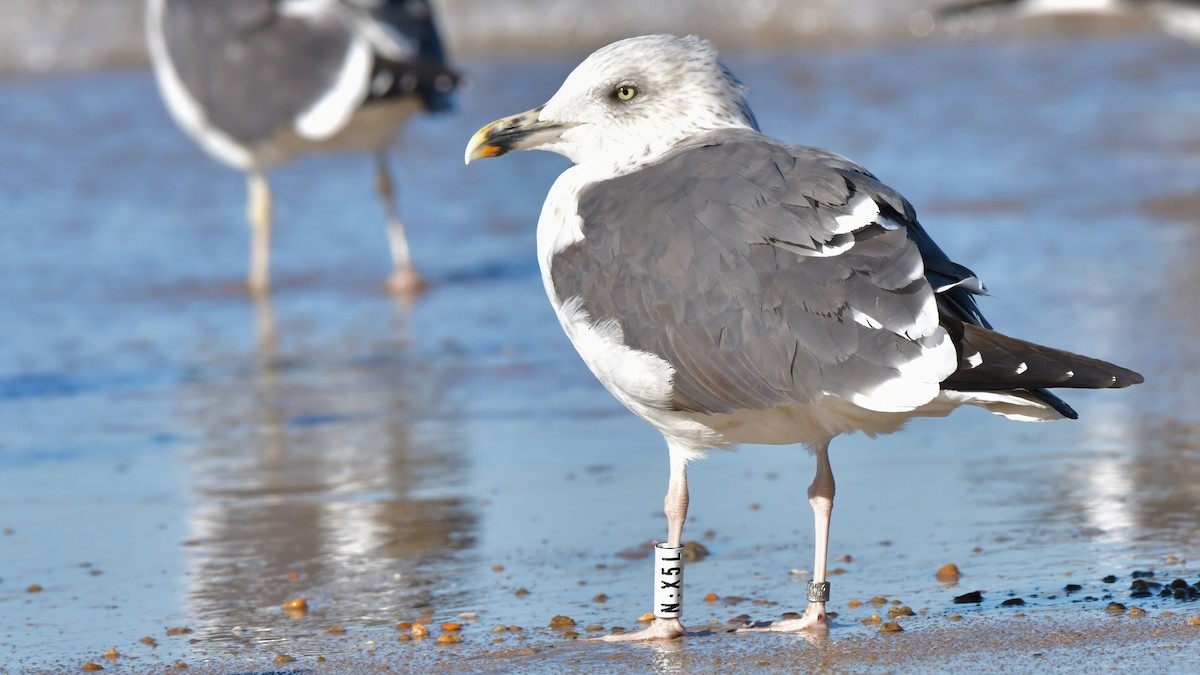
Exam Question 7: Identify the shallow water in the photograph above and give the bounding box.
[2,34,1200,673]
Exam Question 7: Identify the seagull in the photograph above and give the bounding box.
[465,34,1143,640]
[936,0,1200,41]
[145,0,459,294]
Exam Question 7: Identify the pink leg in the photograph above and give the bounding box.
[598,441,692,641]
[739,439,834,632]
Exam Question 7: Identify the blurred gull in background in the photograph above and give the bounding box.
[937,0,1200,40]
[145,0,459,294]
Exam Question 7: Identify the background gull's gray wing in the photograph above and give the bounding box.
[554,128,1141,419]
[159,0,457,146]
[161,0,366,145]
[554,129,957,416]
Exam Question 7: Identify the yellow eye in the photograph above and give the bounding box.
[615,85,638,102]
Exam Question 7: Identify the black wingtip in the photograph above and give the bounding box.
[1032,388,1078,420]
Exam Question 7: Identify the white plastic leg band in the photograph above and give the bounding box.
[653,544,684,619]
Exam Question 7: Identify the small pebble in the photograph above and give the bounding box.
[442,623,462,632]
[325,626,346,635]
[936,563,962,582]
[953,591,983,604]
[949,615,963,622]
[273,654,295,664]
[82,664,103,672]
[286,571,300,582]
[492,565,505,572]
[1064,584,1083,592]
[173,663,188,670]
[282,597,308,616]
[398,634,412,642]
[682,541,710,562]
[436,635,462,644]
[593,593,609,603]
[410,623,430,638]
[880,622,903,633]
[704,593,720,603]
[459,612,479,621]
[1163,610,1174,617]
[870,597,888,605]
[1129,607,1147,618]
[101,648,119,660]
[563,630,580,639]
[887,606,915,617]
[637,612,654,622]
[507,625,522,632]
[26,584,42,593]
[847,599,862,608]
[585,625,604,632]
[139,637,157,648]
[1186,617,1200,626]
[1000,598,1025,607]
[514,588,530,598]
[491,625,506,633]
[550,615,576,629]
[1102,575,1118,584]
[166,627,192,636]
[1105,602,1126,614]
[395,622,413,631]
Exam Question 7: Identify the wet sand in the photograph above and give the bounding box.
[2,33,1200,673]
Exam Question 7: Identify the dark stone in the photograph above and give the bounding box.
[1171,579,1189,590]
[1064,584,1083,593]
[1131,570,1155,579]
[1000,598,1026,607]
[1174,589,1188,600]
[1160,589,1173,598]
[1102,575,1118,584]
[1131,591,1152,599]
[1131,579,1149,591]
[953,591,983,604]
[1105,602,1126,613]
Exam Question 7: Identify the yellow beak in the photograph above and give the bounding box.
[464,106,569,164]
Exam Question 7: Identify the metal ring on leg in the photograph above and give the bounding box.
[807,580,830,603]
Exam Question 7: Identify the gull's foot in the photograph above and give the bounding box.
[595,618,685,642]
[735,603,829,633]
[385,266,426,295]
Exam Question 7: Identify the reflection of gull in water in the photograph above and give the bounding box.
[937,0,1200,40]
[145,0,459,294]
[178,298,474,644]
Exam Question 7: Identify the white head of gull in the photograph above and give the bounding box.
[466,34,1143,641]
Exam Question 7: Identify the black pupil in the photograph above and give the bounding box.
[619,87,633,99]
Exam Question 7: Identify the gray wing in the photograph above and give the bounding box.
[555,129,956,416]
[158,0,457,146]
[160,0,363,145]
